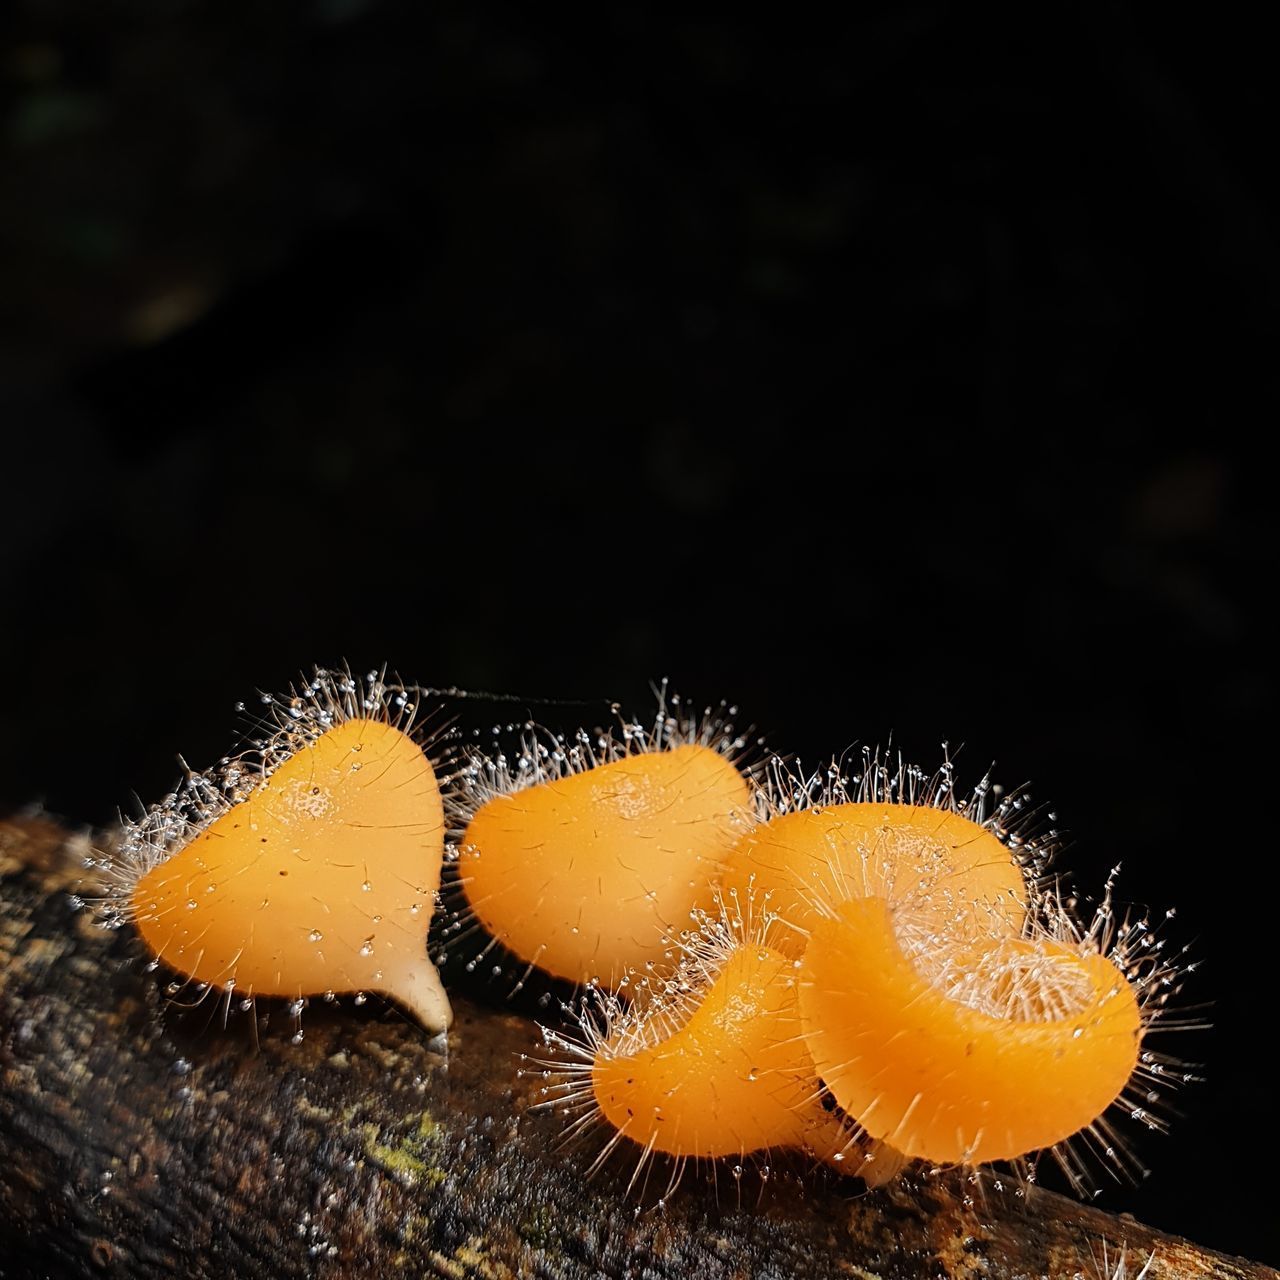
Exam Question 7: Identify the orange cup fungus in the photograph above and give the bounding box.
[103,671,451,1034]
[711,800,1030,957]
[535,911,893,1185]
[452,707,753,987]
[799,895,1143,1165]
[591,940,819,1160]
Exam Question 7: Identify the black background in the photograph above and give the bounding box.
[2,3,1275,1265]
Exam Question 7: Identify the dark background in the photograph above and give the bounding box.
[2,2,1275,1265]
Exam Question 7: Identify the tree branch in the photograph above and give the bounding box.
[0,815,1270,1280]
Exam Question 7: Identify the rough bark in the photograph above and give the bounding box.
[0,815,1270,1280]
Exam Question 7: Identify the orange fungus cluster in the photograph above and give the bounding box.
[105,675,1181,1194]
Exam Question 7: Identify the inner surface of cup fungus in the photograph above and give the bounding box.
[100,669,452,1034]
[799,889,1157,1176]
[449,697,755,987]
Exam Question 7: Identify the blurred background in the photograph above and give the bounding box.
[2,2,1275,1263]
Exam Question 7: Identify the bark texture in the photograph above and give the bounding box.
[0,815,1270,1280]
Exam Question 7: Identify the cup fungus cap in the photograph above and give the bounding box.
[714,801,1030,957]
[799,895,1142,1165]
[116,692,452,1033]
[457,740,752,986]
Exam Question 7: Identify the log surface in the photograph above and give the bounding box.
[0,815,1270,1280]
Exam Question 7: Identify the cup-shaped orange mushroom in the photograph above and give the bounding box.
[589,940,820,1159]
[709,801,1029,958]
[115,681,451,1034]
[456,736,752,986]
[799,895,1142,1165]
